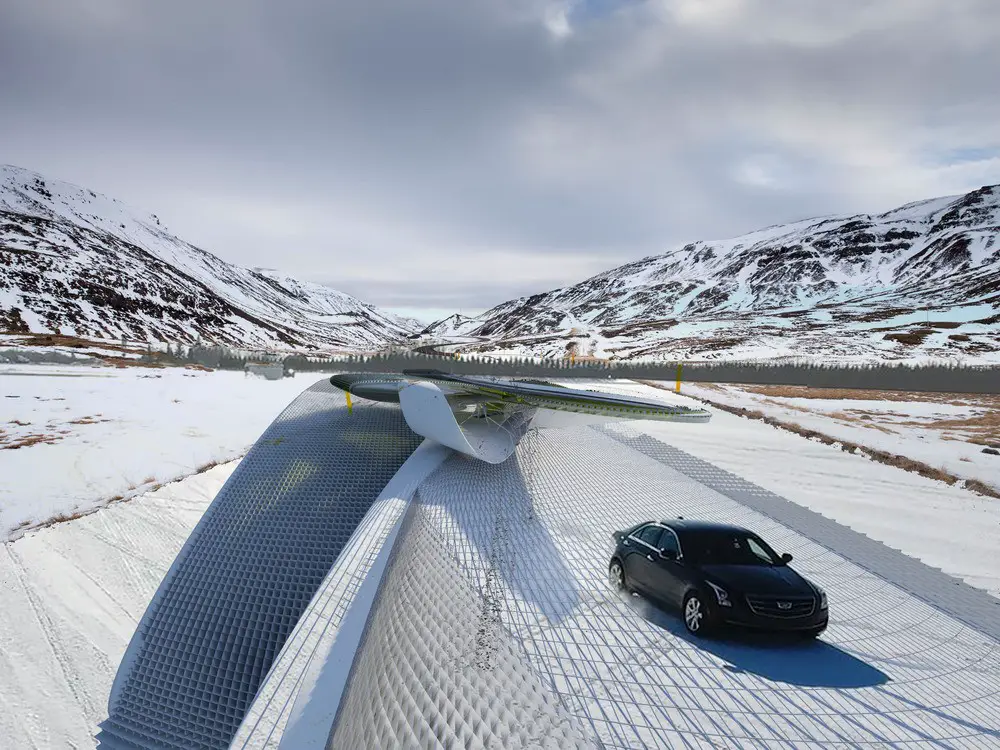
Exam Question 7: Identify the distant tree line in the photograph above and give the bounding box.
[146,343,1000,394]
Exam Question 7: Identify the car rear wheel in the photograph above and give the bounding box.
[609,559,628,592]
[683,591,713,636]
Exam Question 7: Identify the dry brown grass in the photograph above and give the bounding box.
[717,384,999,444]
[195,460,220,473]
[966,479,999,496]
[884,329,935,346]
[826,411,897,433]
[9,419,32,427]
[46,509,91,524]
[725,383,989,405]
[68,415,111,425]
[0,433,64,450]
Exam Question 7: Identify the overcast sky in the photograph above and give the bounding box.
[2,0,999,321]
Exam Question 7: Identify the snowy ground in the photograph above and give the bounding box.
[0,365,322,541]
[574,380,1000,599]
[2,374,1000,748]
[0,463,232,748]
[684,382,999,493]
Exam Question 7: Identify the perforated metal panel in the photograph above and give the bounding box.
[97,379,422,749]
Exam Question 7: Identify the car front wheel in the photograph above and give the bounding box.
[609,559,628,592]
[683,591,713,636]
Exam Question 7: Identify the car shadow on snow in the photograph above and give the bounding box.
[625,594,890,689]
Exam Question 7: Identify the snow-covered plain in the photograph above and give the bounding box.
[683,382,1000,493]
[2,373,1000,748]
[0,463,232,748]
[0,365,320,541]
[579,380,1000,599]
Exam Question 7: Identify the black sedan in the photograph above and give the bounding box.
[609,519,828,637]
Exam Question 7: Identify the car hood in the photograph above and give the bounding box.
[700,564,814,597]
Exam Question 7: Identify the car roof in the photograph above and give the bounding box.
[658,519,753,535]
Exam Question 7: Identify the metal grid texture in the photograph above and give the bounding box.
[330,503,596,750]
[97,379,423,749]
[415,424,1000,749]
[599,421,1000,644]
[231,441,452,750]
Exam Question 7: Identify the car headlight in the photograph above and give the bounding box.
[818,588,828,610]
[706,581,732,607]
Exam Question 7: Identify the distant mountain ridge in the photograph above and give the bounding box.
[0,165,417,350]
[422,185,1000,362]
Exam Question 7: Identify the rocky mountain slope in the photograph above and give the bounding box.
[0,165,417,351]
[423,186,1000,362]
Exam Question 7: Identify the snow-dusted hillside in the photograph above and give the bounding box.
[0,165,417,350]
[425,186,1000,362]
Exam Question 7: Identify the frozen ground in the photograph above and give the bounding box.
[0,463,232,748]
[685,382,999,494]
[576,380,1000,599]
[0,365,317,541]
[3,373,1000,749]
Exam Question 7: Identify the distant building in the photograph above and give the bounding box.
[245,362,284,380]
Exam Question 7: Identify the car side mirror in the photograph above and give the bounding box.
[659,548,678,561]
[780,553,793,564]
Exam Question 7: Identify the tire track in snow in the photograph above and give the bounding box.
[37,535,137,626]
[92,527,162,597]
[3,545,97,732]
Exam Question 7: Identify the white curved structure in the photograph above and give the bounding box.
[100,376,1000,749]
[398,380,531,463]
[334,370,710,463]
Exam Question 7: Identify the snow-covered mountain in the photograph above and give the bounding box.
[0,165,418,351]
[423,186,1000,362]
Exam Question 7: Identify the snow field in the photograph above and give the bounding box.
[0,463,232,748]
[685,382,1000,490]
[0,366,319,540]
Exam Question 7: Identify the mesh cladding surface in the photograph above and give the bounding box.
[330,505,595,750]
[97,380,422,749]
[415,426,1000,749]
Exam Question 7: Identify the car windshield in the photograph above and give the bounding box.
[686,530,781,566]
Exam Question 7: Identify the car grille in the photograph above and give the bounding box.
[746,595,815,618]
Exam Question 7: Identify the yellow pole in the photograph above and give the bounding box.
[346,391,353,414]
[676,363,682,393]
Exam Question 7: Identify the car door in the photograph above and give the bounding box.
[624,524,663,592]
[643,527,687,606]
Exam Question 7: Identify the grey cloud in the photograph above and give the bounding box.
[2,0,999,313]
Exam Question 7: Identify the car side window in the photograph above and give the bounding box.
[659,529,680,557]
[638,525,662,547]
[746,536,775,564]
